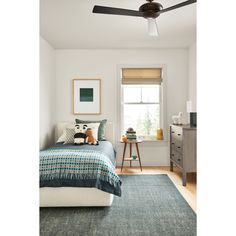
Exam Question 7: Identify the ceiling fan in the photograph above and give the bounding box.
[93,0,196,36]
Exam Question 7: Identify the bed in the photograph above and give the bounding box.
[40,122,121,207]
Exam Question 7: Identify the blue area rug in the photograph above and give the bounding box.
[40,174,196,236]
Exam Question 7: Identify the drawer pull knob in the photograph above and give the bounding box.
[172,131,175,133]
[177,146,181,149]
[177,159,181,161]
[177,134,181,136]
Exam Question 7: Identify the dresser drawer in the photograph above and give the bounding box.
[171,126,183,141]
[171,150,183,167]
[171,126,183,151]
[171,125,183,135]
[171,141,183,154]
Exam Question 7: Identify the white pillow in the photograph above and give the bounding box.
[56,130,66,143]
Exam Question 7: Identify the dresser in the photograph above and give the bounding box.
[170,124,196,186]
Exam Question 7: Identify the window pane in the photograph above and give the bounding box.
[142,85,159,103]
[123,86,141,103]
[123,104,160,136]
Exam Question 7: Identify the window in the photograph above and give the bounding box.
[121,68,163,140]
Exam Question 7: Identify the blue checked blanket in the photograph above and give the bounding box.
[40,149,121,196]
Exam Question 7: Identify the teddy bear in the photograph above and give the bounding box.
[85,128,98,145]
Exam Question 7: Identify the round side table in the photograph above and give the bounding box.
[120,140,143,172]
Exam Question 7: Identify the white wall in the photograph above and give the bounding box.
[55,49,189,166]
[40,37,56,149]
[188,42,197,111]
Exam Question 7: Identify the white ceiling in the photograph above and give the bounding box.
[40,0,196,49]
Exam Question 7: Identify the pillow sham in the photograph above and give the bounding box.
[75,119,107,141]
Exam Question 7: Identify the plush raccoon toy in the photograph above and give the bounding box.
[74,124,87,145]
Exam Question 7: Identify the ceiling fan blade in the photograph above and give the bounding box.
[93,6,144,17]
[158,0,196,14]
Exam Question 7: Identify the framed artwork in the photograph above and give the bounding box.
[73,79,101,114]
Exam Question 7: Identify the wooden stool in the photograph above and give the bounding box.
[120,140,143,172]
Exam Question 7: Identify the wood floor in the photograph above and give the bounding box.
[116,166,196,212]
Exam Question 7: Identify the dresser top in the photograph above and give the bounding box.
[170,124,197,130]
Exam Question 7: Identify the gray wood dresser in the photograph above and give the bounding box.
[170,124,197,186]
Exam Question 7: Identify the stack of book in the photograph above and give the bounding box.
[126,130,137,140]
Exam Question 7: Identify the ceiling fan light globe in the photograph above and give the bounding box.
[147,18,158,36]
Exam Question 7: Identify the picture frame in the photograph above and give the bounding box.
[73,79,101,115]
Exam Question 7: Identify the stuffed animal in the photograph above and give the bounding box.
[85,128,98,145]
[74,124,87,145]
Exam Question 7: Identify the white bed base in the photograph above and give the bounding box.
[40,122,115,207]
[40,187,114,207]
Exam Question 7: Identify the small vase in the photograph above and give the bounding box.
[156,128,163,140]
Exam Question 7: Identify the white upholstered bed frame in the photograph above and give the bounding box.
[40,122,115,207]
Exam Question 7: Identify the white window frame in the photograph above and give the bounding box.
[122,85,161,140]
[116,64,167,144]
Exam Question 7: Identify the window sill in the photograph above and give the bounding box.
[137,136,167,143]
[141,139,167,143]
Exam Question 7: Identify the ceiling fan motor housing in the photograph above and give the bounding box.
[139,1,163,19]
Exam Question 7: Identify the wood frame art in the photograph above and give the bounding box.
[73,79,101,115]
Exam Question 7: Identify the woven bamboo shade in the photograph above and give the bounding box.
[122,68,162,84]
